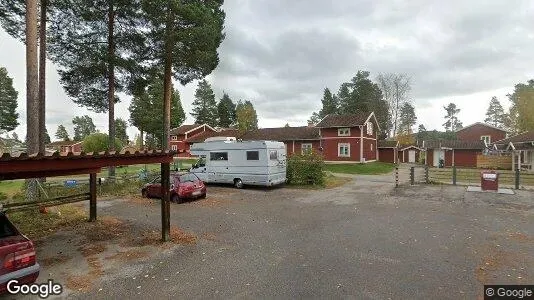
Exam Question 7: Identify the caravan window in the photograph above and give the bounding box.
[269,150,278,160]
[210,152,228,161]
[246,151,259,160]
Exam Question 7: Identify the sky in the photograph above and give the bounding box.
[1,0,534,141]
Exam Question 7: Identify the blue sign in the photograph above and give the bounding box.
[64,180,77,188]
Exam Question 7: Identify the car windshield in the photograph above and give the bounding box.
[0,215,17,239]
[179,173,198,182]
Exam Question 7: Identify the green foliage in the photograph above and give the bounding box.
[0,0,25,41]
[236,100,258,132]
[319,88,338,118]
[44,127,51,144]
[287,152,325,186]
[307,111,321,125]
[72,115,96,141]
[115,118,129,145]
[416,130,456,141]
[144,133,160,150]
[398,103,417,134]
[0,67,19,132]
[55,124,70,141]
[129,78,185,146]
[507,80,534,133]
[443,103,463,131]
[217,93,236,128]
[83,133,123,153]
[418,124,426,133]
[484,96,508,128]
[323,162,395,175]
[191,80,218,126]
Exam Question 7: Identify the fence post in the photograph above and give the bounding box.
[395,166,399,188]
[425,166,429,184]
[410,167,415,185]
[452,166,457,185]
[89,173,97,222]
[515,168,520,190]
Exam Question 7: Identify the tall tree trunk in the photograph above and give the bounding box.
[393,84,399,137]
[25,0,39,201]
[107,3,116,179]
[38,0,47,190]
[140,129,144,149]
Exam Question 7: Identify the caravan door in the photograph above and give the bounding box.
[190,157,208,182]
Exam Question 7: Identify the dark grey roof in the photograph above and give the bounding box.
[424,140,486,150]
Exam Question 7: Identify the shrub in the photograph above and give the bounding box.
[287,151,325,186]
[83,133,123,153]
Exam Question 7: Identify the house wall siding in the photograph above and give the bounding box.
[457,124,506,143]
[453,150,479,167]
[426,150,434,166]
[286,140,321,156]
[320,127,361,138]
[401,148,421,163]
[378,148,396,163]
[321,138,361,161]
[362,138,377,161]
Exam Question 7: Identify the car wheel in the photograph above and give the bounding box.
[171,194,180,203]
[142,189,148,198]
[200,193,207,199]
[234,178,244,189]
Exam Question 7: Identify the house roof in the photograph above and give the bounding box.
[47,140,82,146]
[377,140,399,148]
[423,140,486,150]
[240,127,320,141]
[169,124,210,135]
[507,142,534,151]
[186,129,241,143]
[400,145,423,151]
[315,113,372,128]
[493,130,534,145]
[455,122,508,133]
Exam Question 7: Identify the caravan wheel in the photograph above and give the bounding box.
[234,178,244,189]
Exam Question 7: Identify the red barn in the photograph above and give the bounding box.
[456,122,508,145]
[169,124,217,157]
[378,140,399,163]
[423,140,486,167]
[315,113,379,162]
[240,126,320,156]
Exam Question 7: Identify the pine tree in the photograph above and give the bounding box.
[0,67,19,133]
[115,118,129,145]
[443,103,463,131]
[236,100,258,132]
[418,124,426,133]
[191,80,218,126]
[307,111,321,125]
[55,124,70,141]
[507,80,534,133]
[44,127,51,144]
[319,88,338,117]
[484,96,506,127]
[398,103,417,134]
[217,93,236,128]
[72,115,96,141]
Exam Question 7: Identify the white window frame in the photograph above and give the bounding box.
[480,135,491,144]
[338,143,350,157]
[301,143,313,154]
[366,122,373,135]
[338,128,350,137]
[171,145,178,151]
[171,136,177,141]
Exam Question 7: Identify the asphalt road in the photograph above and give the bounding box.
[13,172,534,300]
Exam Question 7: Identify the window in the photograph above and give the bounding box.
[370,143,373,151]
[171,145,178,151]
[481,135,491,144]
[338,128,350,136]
[301,143,313,154]
[171,136,177,141]
[338,143,350,157]
[210,152,228,161]
[246,151,259,160]
[269,150,278,160]
[366,122,373,135]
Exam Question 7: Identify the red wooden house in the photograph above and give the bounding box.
[47,140,83,154]
[423,140,486,167]
[456,122,508,145]
[315,113,379,162]
[169,124,216,157]
[240,126,320,155]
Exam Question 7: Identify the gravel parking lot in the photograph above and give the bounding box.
[16,174,534,299]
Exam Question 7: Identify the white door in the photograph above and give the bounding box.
[408,150,416,163]
[433,149,444,167]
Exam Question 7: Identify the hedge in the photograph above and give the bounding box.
[287,152,325,186]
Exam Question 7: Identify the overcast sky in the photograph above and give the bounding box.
[1,0,534,141]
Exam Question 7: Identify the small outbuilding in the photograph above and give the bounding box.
[377,140,399,163]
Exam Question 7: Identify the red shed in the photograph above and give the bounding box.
[423,140,486,167]
[398,145,423,163]
[378,140,399,163]
[456,122,508,145]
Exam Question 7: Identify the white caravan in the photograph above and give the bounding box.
[189,138,287,188]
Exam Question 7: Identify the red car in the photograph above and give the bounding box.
[141,172,207,203]
[0,212,40,294]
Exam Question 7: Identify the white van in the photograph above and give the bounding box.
[189,138,287,188]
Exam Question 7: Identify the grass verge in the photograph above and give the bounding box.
[324,162,395,175]
[287,174,351,190]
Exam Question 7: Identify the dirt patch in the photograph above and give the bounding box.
[66,257,104,292]
[123,225,197,247]
[40,253,71,267]
[192,197,232,208]
[78,243,107,257]
[475,249,508,284]
[201,232,217,241]
[77,216,131,242]
[125,195,157,206]
[106,249,149,262]
[507,232,533,242]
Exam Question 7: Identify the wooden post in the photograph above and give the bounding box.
[518,151,522,171]
[89,173,97,222]
[424,166,429,184]
[410,167,414,185]
[515,168,520,190]
[161,162,170,241]
[452,166,457,185]
[395,166,399,188]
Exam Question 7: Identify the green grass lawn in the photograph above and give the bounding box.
[0,180,24,197]
[324,162,396,175]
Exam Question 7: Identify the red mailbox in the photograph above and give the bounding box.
[481,170,498,191]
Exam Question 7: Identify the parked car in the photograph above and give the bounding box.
[141,172,207,203]
[0,212,40,294]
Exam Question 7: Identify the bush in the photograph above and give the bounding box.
[83,133,123,153]
[287,152,325,186]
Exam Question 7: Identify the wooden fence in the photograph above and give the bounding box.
[476,154,512,169]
